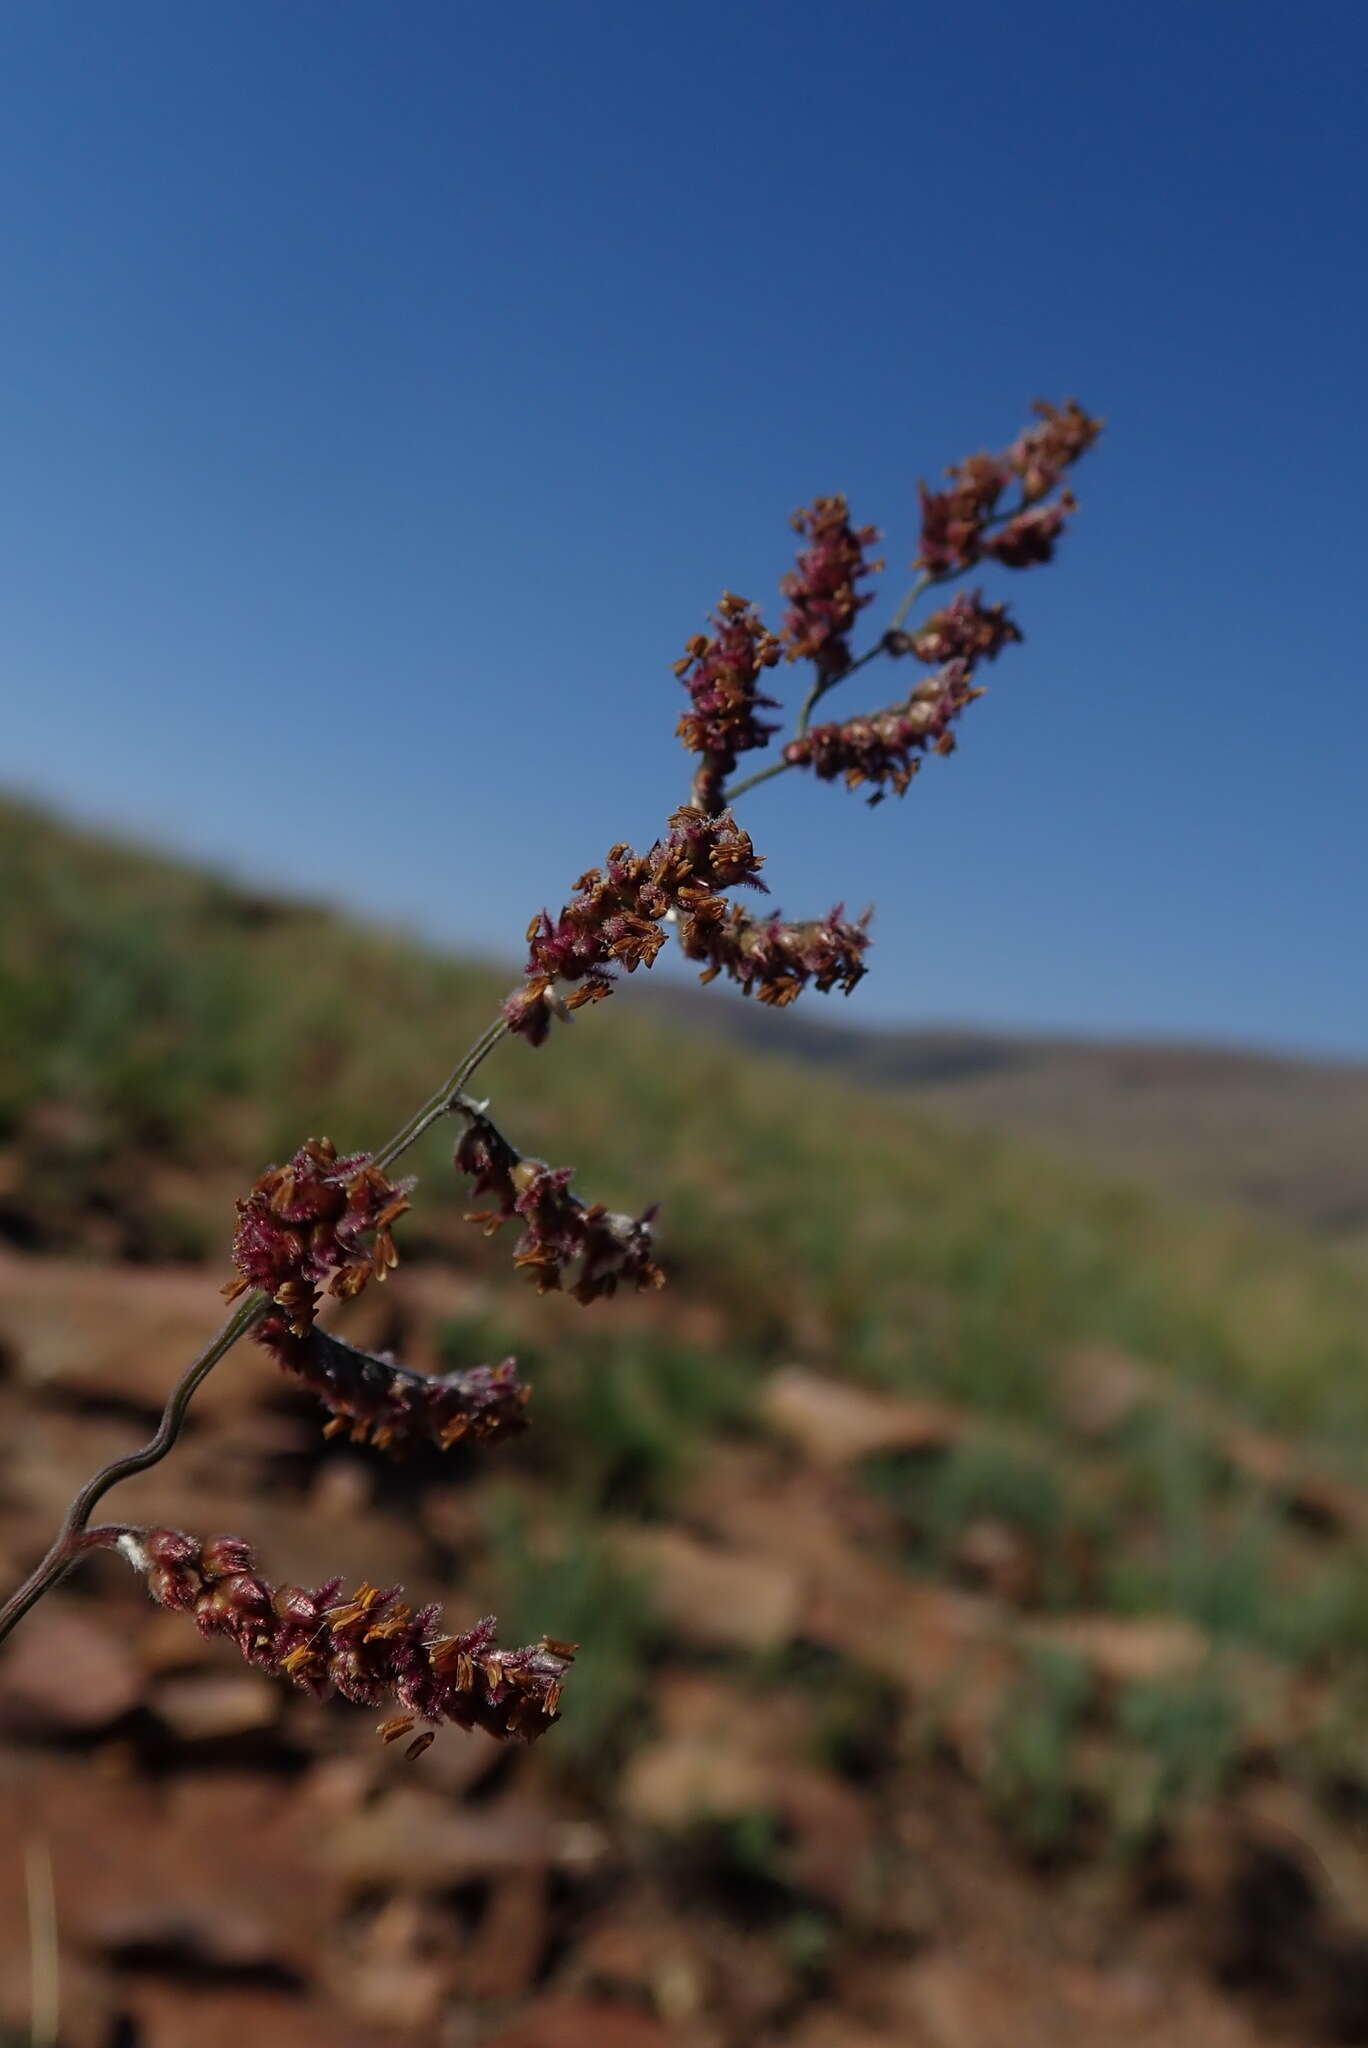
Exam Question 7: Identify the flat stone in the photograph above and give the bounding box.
[0,1603,144,1733]
[761,1365,962,1465]
[612,1524,801,1651]
[151,1673,281,1742]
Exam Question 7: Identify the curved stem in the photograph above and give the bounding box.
[888,569,933,635]
[0,1295,265,1641]
[0,1012,513,1649]
[719,755,797,805]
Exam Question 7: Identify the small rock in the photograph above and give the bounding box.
[456,1870,548,2000]
[612,1524,801,1650]
[952,1517,1038,1605]
[0,1251,272,1418]
[1024,1612,1207,1687]
[151,1673,281,1742]
[485,1997,674,2048]
[327,1788,553,1890]
[0,1603,144,1734]
[123,1985,351,2048]
[761,1365,961,1465]
[623,1735,772,1828]
[1056,1344,1153,1439]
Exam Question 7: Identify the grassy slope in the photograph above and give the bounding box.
[7,790,1368,1859]
[627,988,1368,1245]
[4,790,1366,1466]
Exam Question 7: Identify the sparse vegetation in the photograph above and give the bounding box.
[4,792,1368,1855]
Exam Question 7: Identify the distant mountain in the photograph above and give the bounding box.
[624,984,1368,1245]
[4,786,1363,1250]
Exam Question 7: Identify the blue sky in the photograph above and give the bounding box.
[3,1,1364,1056]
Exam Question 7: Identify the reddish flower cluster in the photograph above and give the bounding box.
[900,589,1021,668]
[916,397,1100,575]
[915,453,1007,577]
[780,495,883,680]
[678,899,871,1005]
[1008,398,1102,504]
[673,591,781,814]
[504,806,767,1043]
[454,1112,662,1303]
[117,1527,571,1747]
[981,498,1073,568]
[783,662,982,803]
[224,1138,413,1336]
[257,1315,529,1453]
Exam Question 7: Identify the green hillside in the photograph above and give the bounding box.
[3,790,1365,1469]
[5,791,1368,2036]
[643,994,1368,1245]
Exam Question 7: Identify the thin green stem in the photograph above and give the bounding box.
[373,1016,509,1171]
[888,569,934,635]
[718,755,796,805]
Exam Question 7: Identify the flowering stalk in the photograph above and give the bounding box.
[262,1320,530,1454]
[0,396,1101,1754]
[97,1526,571,1749]
[780,496,883,684]
[782,660,983,805]
[453,1102,663,1302]
[674,592,782,814]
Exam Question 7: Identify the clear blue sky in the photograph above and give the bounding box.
[3,1,1365,1056]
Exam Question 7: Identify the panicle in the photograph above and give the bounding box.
[915,453,1008,575]
[504,807,766,1042]
[1007,398,1102,503]
[673,591,782,814]
[256,1315,530,1452]
[781,495,883,681]
[981,496,1074,569]
[454,1113,662,1303]
[896,589,1021,667]
[224,1138,413,1336]
[677,900,871,1005]
[915,397,1099,575]
[118,1527,572,1745]
[782,662,981,803]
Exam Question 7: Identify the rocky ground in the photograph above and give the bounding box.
[3,1248,1368,2048]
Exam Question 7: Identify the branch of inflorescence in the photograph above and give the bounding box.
[722,563,953,805]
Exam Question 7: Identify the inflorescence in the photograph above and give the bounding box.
[780,494,883,681]
[674,591,782,814]
[6,397,1099,1756]
[782,662,979,803]
[225,1136,413,1337]
[455,1108,663,1303]
[915,398,1100,576]
[502,804,768,1043]
[113,1527,571,1752]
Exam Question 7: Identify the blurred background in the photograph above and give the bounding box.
[1,4,1366,2044]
